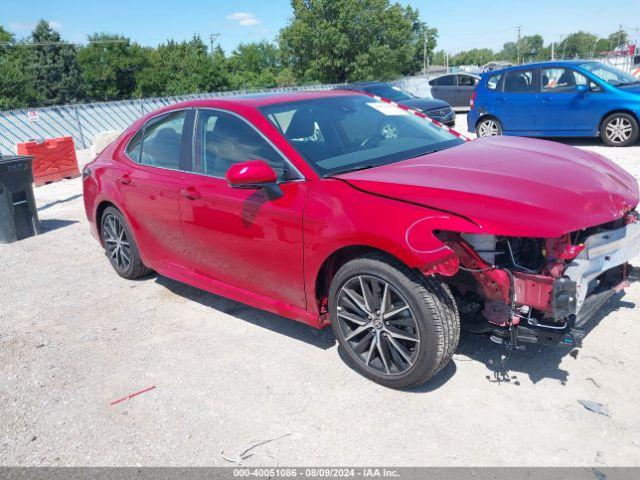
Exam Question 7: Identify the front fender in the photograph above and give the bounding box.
[304,180,483,314]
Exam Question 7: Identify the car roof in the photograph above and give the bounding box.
[167,89,364,110]
[486,59,592,75]
[431,72,480,80]
[339,81,391,91]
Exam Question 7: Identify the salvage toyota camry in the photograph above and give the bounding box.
[83,90,640,388]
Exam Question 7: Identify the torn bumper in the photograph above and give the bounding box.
[564,221,640,314]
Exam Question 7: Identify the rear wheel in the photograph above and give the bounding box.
[600,113,638,147]
[100,207,151,279]
[476,117,502,137]
[328,253,459,389]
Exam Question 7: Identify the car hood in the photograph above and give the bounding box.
[337,136,639,238]
[399,98,450,111]
[618,84,640,95]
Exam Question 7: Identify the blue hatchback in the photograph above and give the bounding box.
[467,60,640,146]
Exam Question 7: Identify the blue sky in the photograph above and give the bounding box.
[2,0,639,55]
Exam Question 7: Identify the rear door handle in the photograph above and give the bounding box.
[497,97,505,103]
[179,187,201,200]
[117,174,131,185]
[541,97,552,103]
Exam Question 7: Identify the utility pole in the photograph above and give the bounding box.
[208,33,220,56]
[551,42,555,60]
[590,37,599,59]
[423,32,427,77]
[516,26,523,64]
[422,28,435,78]
[616,24,623,50]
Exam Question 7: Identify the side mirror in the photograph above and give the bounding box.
[226,160,277,188]
[225,159,283,199]
[576,84,589,94]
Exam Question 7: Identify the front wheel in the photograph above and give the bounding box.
[600,113,639,147]
[476,117,502,137]
[328,253,459,389]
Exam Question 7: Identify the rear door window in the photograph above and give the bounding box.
[503,69,537,93]
[135,111,187,170]
[432,75,455,86]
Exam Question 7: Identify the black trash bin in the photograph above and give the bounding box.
[0,155,42,243]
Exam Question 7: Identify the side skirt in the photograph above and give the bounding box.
[150,260,323,329]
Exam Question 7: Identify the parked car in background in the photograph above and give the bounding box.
[340,82,456,126]
[468,61,640,146]
[429,73,480,109]
[84,90,639,388]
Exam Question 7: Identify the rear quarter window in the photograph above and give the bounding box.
[486,73,502,90]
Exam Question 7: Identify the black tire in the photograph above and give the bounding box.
[100,206,151,279]
[475,117,503,137]
[600,112,639,147]
[329,253,460,389]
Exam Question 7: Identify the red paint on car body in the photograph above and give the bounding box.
[83,91,639,330]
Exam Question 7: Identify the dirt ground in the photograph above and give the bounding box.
[1,116,639,466]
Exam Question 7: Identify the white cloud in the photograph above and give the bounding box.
[9,20,62,31]
[225,12,261,27]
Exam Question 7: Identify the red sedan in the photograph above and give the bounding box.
[83,90,640,388]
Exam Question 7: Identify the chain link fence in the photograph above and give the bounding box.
[0,84,345,155]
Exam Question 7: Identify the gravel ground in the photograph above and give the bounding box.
[1,117,639,467]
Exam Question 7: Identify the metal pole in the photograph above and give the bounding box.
[423,33,427,76]
[73,104,86,149]
[516,26,523,64]
[591,37,599,59]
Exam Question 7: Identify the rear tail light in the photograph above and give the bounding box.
[470,92,477,110]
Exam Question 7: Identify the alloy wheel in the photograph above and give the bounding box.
[605,117,633,144]
[477,119,500,137]
[380,123,399,139]
[336,275,420,376]
[102,214,132,272]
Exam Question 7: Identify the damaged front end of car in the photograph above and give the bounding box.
[435,209,640,349]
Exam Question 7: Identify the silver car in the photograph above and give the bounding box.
[429,73,480,110]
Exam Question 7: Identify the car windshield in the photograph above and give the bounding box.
[578,62,639,86]
[363,85,414,102]
[260,95,464,177]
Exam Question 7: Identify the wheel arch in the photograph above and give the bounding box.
[95,200,118,245]
[313,245,416,317]
[475,113,502,130]
[599,109,639,130]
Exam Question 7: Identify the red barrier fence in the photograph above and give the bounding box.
[17,137,80,187]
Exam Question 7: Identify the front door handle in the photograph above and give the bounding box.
[497,96,505,103]
[179,187,201,200]
[541,97,553,103]
[117,174,131,185]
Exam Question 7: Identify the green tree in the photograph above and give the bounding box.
[498,41,517,62]
[77,33,148,101]
[559,31,598,59]
[450,48,495,66]
[520,34,544,61]
[228,41,281,89]
[29,20,83,105]
[0,25,41,108]
[135,36,229,97]
[279,0,427,83]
